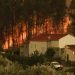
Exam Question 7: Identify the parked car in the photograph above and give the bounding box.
[50,61,63,70]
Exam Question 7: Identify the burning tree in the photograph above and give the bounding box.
[0,0,71,50]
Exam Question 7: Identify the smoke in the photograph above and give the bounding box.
[66,0,72,8]
[2,16,71,50]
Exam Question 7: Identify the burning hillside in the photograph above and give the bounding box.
[2,15,71,50]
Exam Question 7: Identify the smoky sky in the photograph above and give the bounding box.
[66,0,72,8]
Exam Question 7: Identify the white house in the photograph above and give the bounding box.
[59,34,75,57]
[59,34,75,48]
[62,45,75,62]
[20,34,75,57]
[29,34,67,56]
[29,34,47,56]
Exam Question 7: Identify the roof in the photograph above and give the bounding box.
[30,34,67,42]
[67,45,75,52]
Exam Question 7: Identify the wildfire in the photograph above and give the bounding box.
[2,16,71,50]
[63,15,71,33]
[2,21,27,50]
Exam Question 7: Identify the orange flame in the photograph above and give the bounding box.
[3,21,27,50]
[63,15,71,33]
[2,16,71,50]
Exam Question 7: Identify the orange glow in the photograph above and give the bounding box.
[23,32,26,40]
[63,15,71,33]
[2,21,27,50]
[2,16,71,50]
[9,35,13,47]
[3,40,8,50]
[19,34,23,46]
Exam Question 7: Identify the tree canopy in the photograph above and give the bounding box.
[0,0,69,49]
[0,0,66,27]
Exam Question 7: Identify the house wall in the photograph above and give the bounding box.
[59,34,75,48]
[66,48,75,61]
[48,41,59,57]
[62,47,75,62]
[48,41,59,48]
[29,41,47,56]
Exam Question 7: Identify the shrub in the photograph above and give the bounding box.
[45,48,55,61]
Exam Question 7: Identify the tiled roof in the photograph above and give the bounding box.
[47,34,67,40]
[67,45,75,52]
[30,34,67,42]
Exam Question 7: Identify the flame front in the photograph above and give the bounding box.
[2,16,71,50]
[2,21,27,50]
[63,15,71,33]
